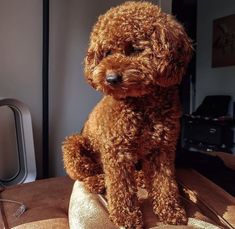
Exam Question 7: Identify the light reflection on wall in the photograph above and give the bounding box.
[0,106,19,181]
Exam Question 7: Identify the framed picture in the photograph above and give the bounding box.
[212,14,235,67]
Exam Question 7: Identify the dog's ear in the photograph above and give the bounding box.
[84,15,105,82]
[84,47,101,85]
[151,15,193,87]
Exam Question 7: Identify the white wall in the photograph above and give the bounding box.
[158,0,172,14]
[49,0,163,176]
[0,0,43,178]
[196,0,235,110]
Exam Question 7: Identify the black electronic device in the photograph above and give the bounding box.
[182,95,234,153]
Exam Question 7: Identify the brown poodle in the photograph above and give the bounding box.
[63,2,192,228]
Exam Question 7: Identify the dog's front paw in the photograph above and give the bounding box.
[83,174,105,194]
[154,199,188,225]
[110,208,143,229]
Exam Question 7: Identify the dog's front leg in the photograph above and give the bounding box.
[102,151,143,229]
[143,148,187,225]
[62,134,104,194]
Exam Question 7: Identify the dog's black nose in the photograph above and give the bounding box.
[106,73,122,85]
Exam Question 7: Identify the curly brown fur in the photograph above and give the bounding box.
[63,2,192,228]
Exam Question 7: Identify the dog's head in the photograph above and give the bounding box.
[84,1,192,99]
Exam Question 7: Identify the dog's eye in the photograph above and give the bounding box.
[104,50,113,57]
[124,43,144,56]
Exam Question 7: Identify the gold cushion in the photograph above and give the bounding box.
[69,181,116,229]
[68,180,221,229]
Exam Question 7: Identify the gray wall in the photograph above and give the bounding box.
[0,0,43,178]
[196,0,235,110]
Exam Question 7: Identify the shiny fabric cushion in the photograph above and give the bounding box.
[69,180,221,229]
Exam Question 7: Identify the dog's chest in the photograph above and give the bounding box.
[135,109,165,154]
[84,96,170,155]
[112,99,165,152]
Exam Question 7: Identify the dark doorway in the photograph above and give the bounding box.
[172,0,197,114]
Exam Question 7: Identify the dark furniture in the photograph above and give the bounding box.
[182,95,234,153]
